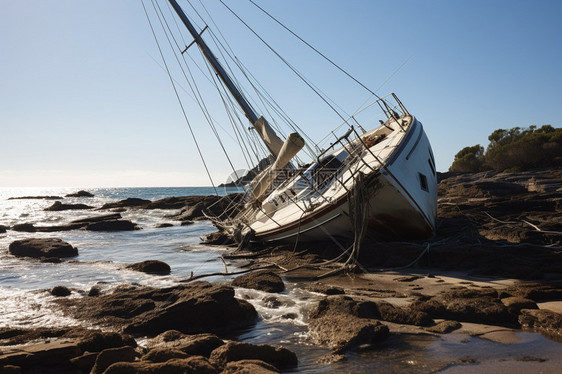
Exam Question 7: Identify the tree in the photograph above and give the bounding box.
[449,145,485,172]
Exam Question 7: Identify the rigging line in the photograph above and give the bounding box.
[200,49,256,169]
[142,0,217,194]
[248,0,381,100]
[153,0,241,180]
[217,0,350,125]
[352,54,414,118]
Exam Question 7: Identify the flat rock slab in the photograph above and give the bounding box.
[209,341,297,371]
[9,238,78,259]
[86,220,138,231]
[104,356,218,374]
[126,260,171,275]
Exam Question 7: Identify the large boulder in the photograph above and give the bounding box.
[126,260,171,275]
[308,296,389,353]
[232,271,285,293]
[209,341,297,371]
[9,238,78,259]
[61,282,257,337]
[518,309,562,339]
[141,347,188,362]
[44,201,94,211]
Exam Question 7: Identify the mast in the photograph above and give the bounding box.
[168,0,257,123]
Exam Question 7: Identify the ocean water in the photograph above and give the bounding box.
[1,187,561,373]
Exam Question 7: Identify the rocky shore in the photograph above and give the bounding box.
[1,169,561,372]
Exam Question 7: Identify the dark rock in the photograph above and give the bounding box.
[101,198,151,209]
[51,286,71,297]
[501,297,539,314]
[181,220,194,226]
[60,282,257,336]
[11,223,36,232]
[44,201,94,211]
[65,190,94,197]
[86,220,138,231]
[141,347,188,362]
[90,346,136,374]
[375,300,433,326]
[307,283,345,295]
[0,225,8,234]
[0,339,80,369]
[411,288,515,326]
[209,341,297,371]
[156,223,174,228]
[308,296,389,353]
[76,330,135,353]
[9,238,78,259]
[425,320,462,334]
[88,286,102,297]
[8,196,62,200]
[71,213,122,225]
[222,359,280,373]
[104,356,218,374]
[126,260,171,275]
[0,365,21,373]
[69,352,98,373]
[518,309,562,339]
[147,333,224,358]
[201,231,233,245]
[232,271,285,293]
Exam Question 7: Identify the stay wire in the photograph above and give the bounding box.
[248,0,381,100]
[154,0,241,180]
[142,0,217,194]
[218,0,350,125]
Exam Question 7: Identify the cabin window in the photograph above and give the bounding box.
[419,173,428,192]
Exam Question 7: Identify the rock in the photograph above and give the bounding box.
[201,231,233,245]
[0,338,80,369]
[232,271,285,293]
[425,320,462,334]
[86,220,138,231]
[181,220,194,226]
[501,297,539,314]
[71,213,122,225]
[308,298,389,353]
[156,223,174,228]
[69,351,98,372]
[146,333,224,358]
[8,196,62,200]
[61,282,257,336]
[77,331,133,353]
[101,198,151,209]
[104,356,218,374]
[90,346,136,374]
[375,301,433,326]
[44,201,94,211]
[88,286,102,297]
[307,283,345,295]
[411,288,515,326]
[11,223,36,232]
[209,341,297,371]
[0,225,8,234]
[126,260,171,275]
[141,347,188,362]
[51,286,71,297]
[222,359,280,373]
[9,238,78,259]
[518,309,562,338]
[65,190,94,197]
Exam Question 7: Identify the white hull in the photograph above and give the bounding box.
[215,112,438,243]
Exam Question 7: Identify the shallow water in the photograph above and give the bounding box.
[1,187,561,373]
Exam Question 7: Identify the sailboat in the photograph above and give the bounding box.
[149,0,437,243]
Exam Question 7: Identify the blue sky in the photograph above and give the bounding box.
[1,0,560,187]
